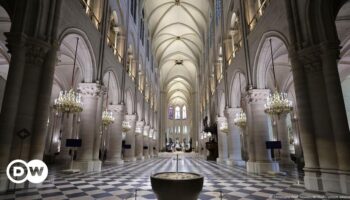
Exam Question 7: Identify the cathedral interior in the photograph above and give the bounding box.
[0,0,350,199]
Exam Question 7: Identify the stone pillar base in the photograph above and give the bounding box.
[73,160,101,172]
[105,159,124,165]
[226,159,246,166]
[124,157,136,162]
[144,155,150,159]
[137,156,144,160]
[55,154,71,168]
[0,172,10,192]
[278,158,296,168]
[304,169,350,194]
[247,161,279,174]
[304,169,322,192]
[216,158,227,164]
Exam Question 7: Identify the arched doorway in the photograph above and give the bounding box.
[45,32,95,166]
[0,5,11,111]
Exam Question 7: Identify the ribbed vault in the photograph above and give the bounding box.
[144,0,209,107]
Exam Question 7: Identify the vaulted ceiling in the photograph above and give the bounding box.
[144,0,210,106]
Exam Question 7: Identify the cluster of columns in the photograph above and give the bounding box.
[199,90,295,173]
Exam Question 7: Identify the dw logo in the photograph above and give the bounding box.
[6,160,48,184]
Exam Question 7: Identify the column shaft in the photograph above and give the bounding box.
[124,114,136,161]
[216,116,229,164]
[225,108,245,166]
[74,83,101,172]
[135,121,144,160]
[105,104,124,164]
[246,89,279,173]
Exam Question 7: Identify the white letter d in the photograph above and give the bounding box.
[13,166,24,177]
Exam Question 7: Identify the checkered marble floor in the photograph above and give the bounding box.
[0,153,339,200]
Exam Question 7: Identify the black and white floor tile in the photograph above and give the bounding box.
[0,153,339,199]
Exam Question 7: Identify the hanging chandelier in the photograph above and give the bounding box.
[54,38,83,114]
[219,121,229,133]
[233,73,247,129]
[122,120,131,132]
[264,91,293,115]
[54,89,83,113]
[264,38,293,116]
[101,72,115,127]
[102,110,115,126]
[234,110,247,128]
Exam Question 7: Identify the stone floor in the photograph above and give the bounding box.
[0,153,341,200]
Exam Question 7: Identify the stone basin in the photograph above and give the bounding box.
[150,172,204,200]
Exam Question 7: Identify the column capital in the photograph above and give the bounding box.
[246,89,269,104]
[124,114,137,121]
[25,38,51,67]
[108,104,124,115]
[136,121,145,127]
[78,83,102,97]
[113,26,121,32]
[217,116,227,124]
[225,107,242,118]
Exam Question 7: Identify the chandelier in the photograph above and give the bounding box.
[219,121,229,133]
[122,120,131,132]
[102,110,115,126]
[54,89,83,113]
[234,110,247,128]
[101,72,115,127]
[54,37,83,114]
[264,38,293,116]
[233,73,247,129]
[264,91,293,115]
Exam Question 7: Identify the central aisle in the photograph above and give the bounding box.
[1,154,331,199]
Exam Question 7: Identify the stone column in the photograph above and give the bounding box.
[274,114,295,167]
[123,114,137,161]
[6,40,50,163]
[0,35,27,180]
[105,104,124,165]
[117,35,125,60]
[246,89,279,174]
[47,112,61,154]
[135,121,145,160]
[143,125,150,159]
[29,44,58,160]
[241,128,249,161]
[73,83,101,172]
[216,116,229,164]
[289,50,321,191]
[92,87,104,162]
[113,27,120,56]
[225,108,245,166]
[320,43,350,193]
[149,128,154,157]
[56,113,74,165]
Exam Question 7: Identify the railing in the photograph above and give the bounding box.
[80,0,101,31]
[247,0,271,31]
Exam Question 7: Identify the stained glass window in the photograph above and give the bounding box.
[175,106,181,119]
[168,106,174,119]
[182,106,187,119]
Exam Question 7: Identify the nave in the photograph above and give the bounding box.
[0,154,335,200]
